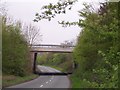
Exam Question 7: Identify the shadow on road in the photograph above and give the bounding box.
[35,72,72,76]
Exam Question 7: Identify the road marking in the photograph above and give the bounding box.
[41,69,43,72]
[40,85,43,87]
[46,81,48,84]
[49,80,52,82]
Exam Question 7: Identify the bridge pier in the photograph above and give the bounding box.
[33,53,37,74]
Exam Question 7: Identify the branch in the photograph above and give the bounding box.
[33,0,77,22]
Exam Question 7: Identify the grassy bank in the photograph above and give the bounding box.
[37,53,74,73]
[42,64,64,72]
[2,74,39,88]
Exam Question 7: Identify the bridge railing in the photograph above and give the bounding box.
[30,44,75,49]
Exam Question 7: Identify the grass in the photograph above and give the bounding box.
[2,74,39,88]
[70,75,81,88]
[42,64,63,72]
[48,65,63,71]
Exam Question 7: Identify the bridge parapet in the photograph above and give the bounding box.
[31,44,75,47]
[31,44,75,48]
[30,44,75,53]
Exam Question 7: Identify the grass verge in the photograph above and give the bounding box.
[42,64,64,72]
[70,75,80,88]
[2,74,39,88]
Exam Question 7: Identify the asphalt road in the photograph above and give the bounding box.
[8,65,70,89]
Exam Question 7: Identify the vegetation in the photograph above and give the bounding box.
[0,17,2,89]
[34,0,76,22]
[72,2,119,88]
[2,16,39,87]
[37,53,74,73]
[2,17,32,76]
[22,24,42,45]
[35,1,119,88]
[2,74,38,88]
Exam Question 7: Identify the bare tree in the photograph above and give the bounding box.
[0,1,7,16]
[60,40,75,48]
[23,24,42,45]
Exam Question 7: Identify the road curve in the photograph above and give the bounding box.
[7,65,70,89]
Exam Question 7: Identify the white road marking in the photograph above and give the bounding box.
[40,85,43,87]
[46,82,48,84]
[41,69,43,72]
[49,80,52,82]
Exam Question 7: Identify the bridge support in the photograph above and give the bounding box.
[33,53,37,74]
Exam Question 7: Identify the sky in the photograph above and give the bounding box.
[1,0,105,45]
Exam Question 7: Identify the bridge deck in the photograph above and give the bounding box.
[30,44,74,53]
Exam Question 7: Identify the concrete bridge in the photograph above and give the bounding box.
[30,44,75,74]
[30,44,74,53]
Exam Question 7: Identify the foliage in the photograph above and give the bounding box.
[37,53,74,73]
[34,0,77,22]
[2,17,32,76]
[73,2,119,88]
[2,74,38,87]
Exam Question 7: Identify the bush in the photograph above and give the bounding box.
[37,53,74,73]
[72,2,119,88]
[2,17,32,76]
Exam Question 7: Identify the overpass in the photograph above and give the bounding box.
[30,44,75,53]
[30,44,75,74]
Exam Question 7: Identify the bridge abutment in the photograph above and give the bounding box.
[30,52,37,74]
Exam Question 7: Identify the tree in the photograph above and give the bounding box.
[73,2,119,88]
[34,0,77,22]
[22,24,42,45]
[2,16,32,76]
[33,1,119,88]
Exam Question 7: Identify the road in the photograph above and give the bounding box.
[7,65,70,89]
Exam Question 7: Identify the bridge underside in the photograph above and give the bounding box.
[30,47,73,53]
[30,50,73,53]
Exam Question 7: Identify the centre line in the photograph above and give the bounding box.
[40,85,43,87]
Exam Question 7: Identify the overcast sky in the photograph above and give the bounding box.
[2,0,105,45]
